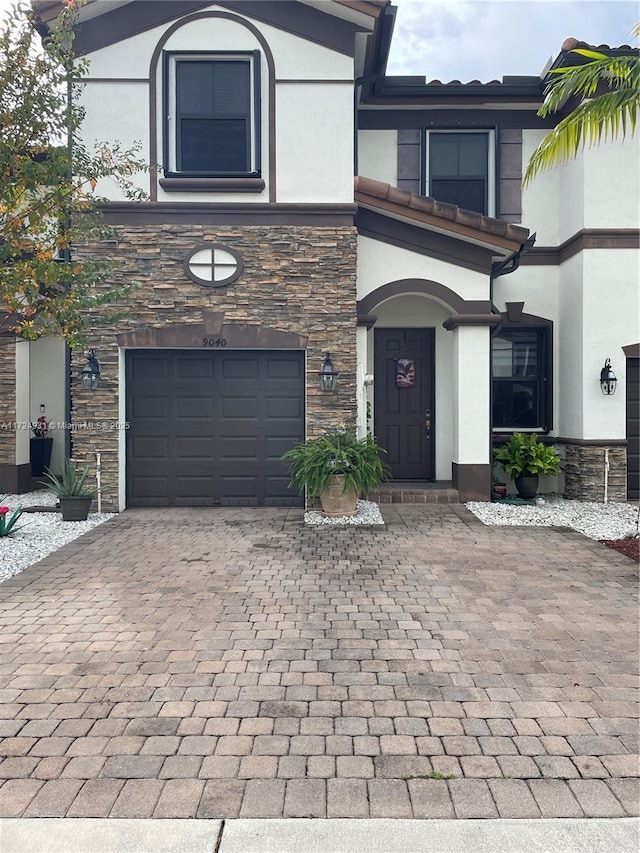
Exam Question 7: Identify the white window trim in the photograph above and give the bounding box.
[424,129,496,218]
[165,52,259,176]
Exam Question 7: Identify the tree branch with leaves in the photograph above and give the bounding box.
[0,0,149,347]
[524,25,639,186]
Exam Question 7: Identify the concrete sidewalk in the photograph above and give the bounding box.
[1,817,639,853]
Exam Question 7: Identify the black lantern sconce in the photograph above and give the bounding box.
[318,352,339,392]
[80,349,101,391]
[599,358,617,396]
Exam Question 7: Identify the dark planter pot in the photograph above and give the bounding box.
[515,474,539,500]
[59,496,93,522]
[30,437,53,477]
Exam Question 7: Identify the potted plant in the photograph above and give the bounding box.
[493,432,561,499]
[282,424,389,517]
[491,475,508,501]
[43,461,97,521]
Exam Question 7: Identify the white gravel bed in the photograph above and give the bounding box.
[0,491,113,584]
[305,499,384,526]
[466,496,639,541]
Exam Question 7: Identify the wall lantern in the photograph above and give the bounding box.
[319,352,339,392]
[80,349,101,391]
[600,358,617,396]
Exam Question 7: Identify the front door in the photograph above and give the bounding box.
[374,328,435,480]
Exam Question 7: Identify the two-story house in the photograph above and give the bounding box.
[0,0,637,510]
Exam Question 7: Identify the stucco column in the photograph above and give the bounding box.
[449,323,492,500]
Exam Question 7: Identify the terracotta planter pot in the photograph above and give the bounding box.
[319,474,358,517]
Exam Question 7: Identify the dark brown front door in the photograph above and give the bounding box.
[627,357,639,500]
[374,328,435,480]
[126,349,304,507]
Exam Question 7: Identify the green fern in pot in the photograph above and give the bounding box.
[282,425,389,516]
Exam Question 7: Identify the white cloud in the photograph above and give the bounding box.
[387,0,638,81]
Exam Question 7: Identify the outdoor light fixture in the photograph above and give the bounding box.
[319,352,339,392]
[600,358,617,396]
[80,349,101,391]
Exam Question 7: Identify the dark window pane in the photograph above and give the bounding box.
[177,62,215,114]
[493,380,539,428]
[430,134,458,176]
[180,119,248,172]
[431,179,485,214]
[212,62,250,114]
[177,61,250,115]
[493,333,539,377]
[457,180,485,213]
[430,133,488,178]
[458,134,488,176]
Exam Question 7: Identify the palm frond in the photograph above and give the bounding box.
[524,46,640,185]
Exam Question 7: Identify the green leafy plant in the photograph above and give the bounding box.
[282,426,389,499]
[524,25,640,186]
[42,461,97,498]
[0,501,24,537]
[493,433,561,478]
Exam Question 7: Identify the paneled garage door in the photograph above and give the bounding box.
[627,357,639,500]
[126,350,304,506]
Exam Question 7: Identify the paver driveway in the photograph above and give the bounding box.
[0,506,638,820]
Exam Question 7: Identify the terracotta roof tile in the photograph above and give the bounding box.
[354,176,530,248]
[560,37,634,52]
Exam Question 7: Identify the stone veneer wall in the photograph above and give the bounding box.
[564,444,627,502]
[0,338,16,482]
[71,223,358,511]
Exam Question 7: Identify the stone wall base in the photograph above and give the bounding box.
[564,444,627,501]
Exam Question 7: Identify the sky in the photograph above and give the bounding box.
[0,0,637,82]
[387,0,638,81]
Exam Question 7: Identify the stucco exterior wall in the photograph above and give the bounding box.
[79,3,355,205]
[356,235,489,303]
[357,130,398,187]
[522,130,640,247]
[581,249,639,440]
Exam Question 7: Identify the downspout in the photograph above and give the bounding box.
[488,233,537,488]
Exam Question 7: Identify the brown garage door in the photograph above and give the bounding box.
[627,357,639,500]
[126,350,304,507]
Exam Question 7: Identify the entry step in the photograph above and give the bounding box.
[369,481,460,504]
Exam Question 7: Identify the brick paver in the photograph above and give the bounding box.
[0,504,637,818]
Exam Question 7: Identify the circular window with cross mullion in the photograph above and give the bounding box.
[184,243,243,288]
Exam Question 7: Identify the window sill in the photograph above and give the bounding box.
[159,177,265,193]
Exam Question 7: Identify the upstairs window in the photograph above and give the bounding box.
[492,328,551,431]
[164,52,261,177]
[425,131,494,215]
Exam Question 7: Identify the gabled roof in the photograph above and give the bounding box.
[354,176,529,256]
[31,1,373,57]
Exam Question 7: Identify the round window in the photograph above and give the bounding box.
[184,243,243,288]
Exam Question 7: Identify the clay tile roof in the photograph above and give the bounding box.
[560,37,635,52]
[354,176,529,250]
